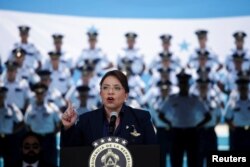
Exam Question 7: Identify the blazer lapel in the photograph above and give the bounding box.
[120,106,134,141]
[91,108,104,141]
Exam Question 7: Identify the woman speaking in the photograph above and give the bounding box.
[61,70,156,146]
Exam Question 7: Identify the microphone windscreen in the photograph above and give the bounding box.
[110,112,118,118]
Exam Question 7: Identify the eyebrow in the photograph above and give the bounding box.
[24,142,40,145]
[102,84,121,86]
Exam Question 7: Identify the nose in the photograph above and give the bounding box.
[107,87,114,94]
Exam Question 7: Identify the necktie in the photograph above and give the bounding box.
[27,165,33,167]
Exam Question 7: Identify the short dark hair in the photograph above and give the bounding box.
[100,70,129,93]
[21,132,42,146]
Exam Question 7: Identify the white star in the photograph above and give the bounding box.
[108,137,112,142]
[115,138,119,142]
[122,140,127,145]
[100,139,105,143]
[93,142,98,147]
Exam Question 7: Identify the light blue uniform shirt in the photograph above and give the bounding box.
[3,78,31,110]
[24,101,61,134]
[225,98,250,127]
[0,102,23,134]
[162,94,208,128]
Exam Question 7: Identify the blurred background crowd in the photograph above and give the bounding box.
[0,24,249,167]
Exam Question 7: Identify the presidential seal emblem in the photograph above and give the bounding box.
[89,137,133,167]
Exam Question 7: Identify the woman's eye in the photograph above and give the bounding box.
[114,87,121,91]
[102,86,108,90]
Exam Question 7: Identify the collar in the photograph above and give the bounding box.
[23,161,39,167]
[102,104,125,119]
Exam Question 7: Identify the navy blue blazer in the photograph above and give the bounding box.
[61,105,157,147]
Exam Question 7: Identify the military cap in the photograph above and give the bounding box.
[78,65,94,76]
[121,57,133,65]
[48,51,61,58]
[125,32,137,39]
[37,70,51,77]
[31,83,48,94]
[233,31,247,40]
[18,25,30,34]
[237,70,250,79]
[87,27,98,39]
[157,67,171,74]
[12,48,26,58]
[197,67,211,74]
[160,34,172,42]
[76,85,90,92]
[5,61,18,70]
[196,78,211,84]
[52,34,63,42]
[84,58,100,66]
[157,80,172,90]
[232,53,245,61]
[176,69,192,82]
[159,52,172,60]
[195,30,208,39]
[197,50,209,58]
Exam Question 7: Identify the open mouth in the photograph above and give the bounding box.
[107,97,114,102]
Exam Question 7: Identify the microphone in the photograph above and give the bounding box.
[108,112,118,136]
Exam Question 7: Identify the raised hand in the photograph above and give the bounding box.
[61,100,78,130]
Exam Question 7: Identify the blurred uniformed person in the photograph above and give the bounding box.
[161,69,211,167]
[2,61,31,114]
[9,25,42,70]
[225,31,249,72]
[0,86,24,167]
[195,78,222,167]
[124,68,146,107]
[11,48,40,85]
[225,77,250,151]
[149,56,179,87]
[24,83,62,166]
[192,50,218,82]
[141,78,179,110]
[44,51,72,96]
[217,34,249,96]
[188,30,222,72]
[65,65,100,110]
[150,81,173,167]
[117,32,145,76]
[217,55,249,96]
[35,70,66,111]
[149,34,180,74]
[76,27,113,74]
[228,71,250,103]
[75,85,92,115]
[43,34,74,74]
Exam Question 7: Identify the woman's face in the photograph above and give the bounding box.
[100,76,128,112]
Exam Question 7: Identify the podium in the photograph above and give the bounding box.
[60,145,160,167]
